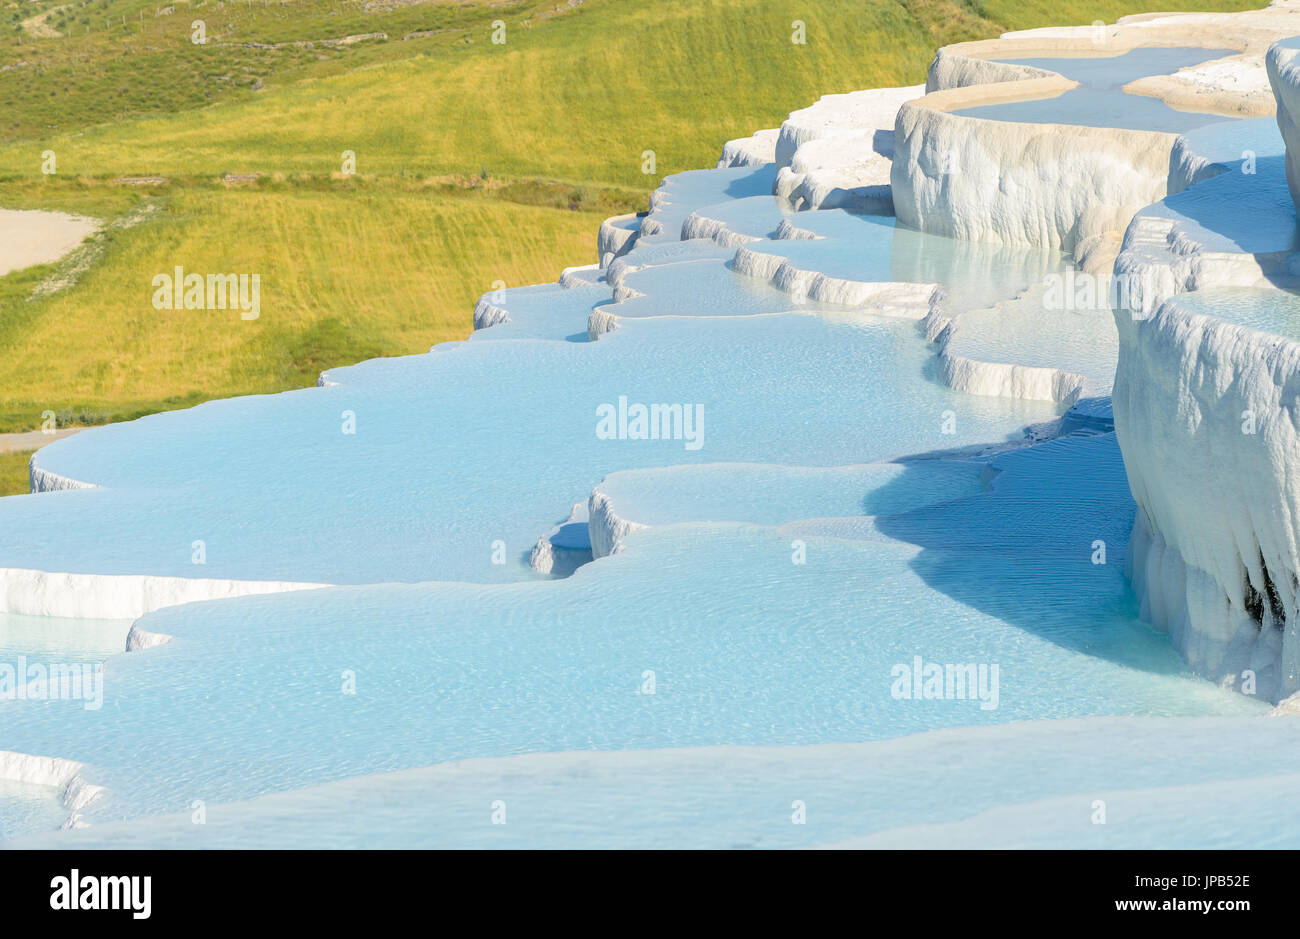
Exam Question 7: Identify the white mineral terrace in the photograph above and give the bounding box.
[9,2,1300,847]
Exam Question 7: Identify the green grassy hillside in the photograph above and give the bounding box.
[0,450,29,496]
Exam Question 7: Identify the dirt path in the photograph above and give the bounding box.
[0,428,81,455]
[20,4,70,39]
[0,209,99,278]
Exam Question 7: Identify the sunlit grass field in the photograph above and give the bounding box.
[0,0,1265,496]
[4,0,1256,182]
[0,180,620,429]
[0,450,28,496]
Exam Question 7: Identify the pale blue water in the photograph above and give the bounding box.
[0,781,65,842]
[0,612,128,840]
[685,195,795,240]
[641,164,779,241]
[594,460,986,528]
[606,256,818,318]
[0,431,1266,833]
[1178,117,1284,169]
[0,312,1059,587]
[1127,115,1297,274]
[614,236,735,270]
[0,139,1282,848]
[11,716,1300,849]
[0,164,1082,589]
[1172,287,1300,341]
[466,282,608,342]
[956,47,1237,132]
[0,613,130,664]
[743,208,1068,307]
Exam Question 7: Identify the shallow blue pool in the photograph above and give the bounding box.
[1171,287,1300,341]
[955,46,1238,132]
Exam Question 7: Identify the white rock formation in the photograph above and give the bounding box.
[597,213,641,264]
[0,566,328,620]
[1112,214,1281,315]
[1105,29,1300,701]
[1113,297,1300,701]
[587,489,648,559]
[1269,38,1300,205]
[472,294,511,330]
[891,89,1176,261]
[558,263,603,288]
[28,461,97,492]
[584,307,617,339]
[0,750,105,830]
[775,86,924,165]
[679,210,766,247]
[893,11,1300,265]
[773,86,922,213]
[875,5,1300,701]
[528,502,593,576]
[731,240,938,314]
[716,128,778,168]
[924,285,1111,405]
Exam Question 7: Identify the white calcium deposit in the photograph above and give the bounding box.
[773,86,923,213]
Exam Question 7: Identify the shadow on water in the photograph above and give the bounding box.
[1156,154,1300,259]
[721,163,777,200]
[867,430,1193,677]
